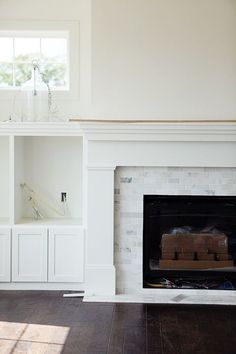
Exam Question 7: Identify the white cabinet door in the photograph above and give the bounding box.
[12,227,47,282]
[0,228,11,282]
[48,227,84,282]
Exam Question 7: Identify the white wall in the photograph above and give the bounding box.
[0,0,235,120]
[92,0,236,119]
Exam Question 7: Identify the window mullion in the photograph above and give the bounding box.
[12,37,16,87]
[40,37,42,61]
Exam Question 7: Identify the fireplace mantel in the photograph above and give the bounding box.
[82,120,236,298]
[1,120,236,141]
[79,121,236,142]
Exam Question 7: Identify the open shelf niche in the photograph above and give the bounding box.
[0,137,10,224]
[14,136,83,225]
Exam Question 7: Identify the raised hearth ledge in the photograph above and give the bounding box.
[83,290,236,305]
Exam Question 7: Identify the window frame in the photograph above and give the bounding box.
[0,20,79,101]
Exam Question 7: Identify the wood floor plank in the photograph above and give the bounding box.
[62,324,112,354]
[158,307,182,354]
[108,325,146,354]
[112,303,146,327]
[107,303,146,354]
[146,304,162,352]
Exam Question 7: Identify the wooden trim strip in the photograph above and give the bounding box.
[70,118,236,124]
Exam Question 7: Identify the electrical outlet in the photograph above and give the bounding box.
[61,192,67,202]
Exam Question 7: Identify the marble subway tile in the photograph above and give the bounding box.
[120,212,143,219]
[120,177,132,183]
[126,230,137,236]
[115,166,236,294]
[168,177,180,183]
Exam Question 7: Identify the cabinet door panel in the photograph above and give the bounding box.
[0,228,11,282]
[12,228,47,282]
[49,227,84,282]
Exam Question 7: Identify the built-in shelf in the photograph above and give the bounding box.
[14,136,83,224]
[0,127,84,227]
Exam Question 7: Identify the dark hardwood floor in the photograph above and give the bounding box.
[0,291,235,354]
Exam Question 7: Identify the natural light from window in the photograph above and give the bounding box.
[0,31,69,90]
[0,321,70,353]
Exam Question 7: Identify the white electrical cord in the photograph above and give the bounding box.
[20,182,64,218]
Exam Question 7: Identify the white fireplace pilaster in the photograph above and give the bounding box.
[85,166,116,295]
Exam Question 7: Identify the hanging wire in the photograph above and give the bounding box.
[32,60,52,115]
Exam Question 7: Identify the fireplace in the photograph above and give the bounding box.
[82,121,236,299]
[143,195,236,290]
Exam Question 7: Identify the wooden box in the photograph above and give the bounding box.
[161,233,228,254]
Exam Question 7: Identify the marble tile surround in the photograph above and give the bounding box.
[114,167,236,294]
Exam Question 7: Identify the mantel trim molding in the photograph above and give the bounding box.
[1,121,236,141]
[71,118,236,124]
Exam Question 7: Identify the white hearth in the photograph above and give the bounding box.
[83,122,236,299]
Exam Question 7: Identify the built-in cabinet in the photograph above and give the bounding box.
[0,226,84,286]
[0,125,85,289]
[9,226,84,283]
[48,227,84,282]
[12,227,48,282]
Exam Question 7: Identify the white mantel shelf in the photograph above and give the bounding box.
[79,122,236,142]
[1,121,236,141]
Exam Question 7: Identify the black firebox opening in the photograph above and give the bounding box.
[143,195,236,290]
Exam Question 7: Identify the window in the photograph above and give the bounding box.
[0,21,80,101]
[0,31,69,90]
